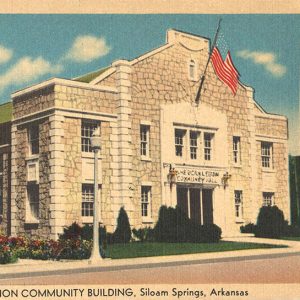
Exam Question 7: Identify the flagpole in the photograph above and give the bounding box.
[195,19,222,104]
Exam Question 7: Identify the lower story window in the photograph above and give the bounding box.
[82,184,94,217]
[0,176,3,216]
[141,186,151,218]
[234,190,243,219]
[27,183,39,220]
[263,192,274,206]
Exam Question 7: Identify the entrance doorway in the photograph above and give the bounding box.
[176,186,213,225]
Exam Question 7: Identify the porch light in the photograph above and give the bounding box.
[221,171,231,189]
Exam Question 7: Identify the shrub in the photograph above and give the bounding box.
[255,205,285,238]
[240,223,256,234]
[132,227,155,242]
[153,205,221,243]
[283,224,300,237]
[113,207,131,244]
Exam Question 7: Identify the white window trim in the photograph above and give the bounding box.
[81,120,100,153]
[188,59,197,81]
[25,184,39,224]
[261,141,273,170]
[140,124,150,160]
[141,184,153,223]
[233,136,241,166]
[175,128,187,159]
[263,192,275,207]
[204,132,214,162]
[189,130,200,160]
[234,190,244,223]
[28,124,39,157]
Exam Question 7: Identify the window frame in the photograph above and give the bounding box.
[26,183,39,223]
[233,136,241,165]
[204,132,213,161]
[263,192,274,206]
[234,190,243,221]
[140,124,150,158]
[261,141,273,169]
[175,129,186,158]
[189,59,196,80]
[81,184,94,217]
[81,120,100,153]
[189,130,199,160]
[141,185,152,220]
[28,123,39,156]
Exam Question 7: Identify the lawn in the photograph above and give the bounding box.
[280,237,300,241]
[105,241,286,259]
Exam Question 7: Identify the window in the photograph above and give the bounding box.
[234,190,243,219]
[141,186,151,217]
[82,184,94,217]
[28,124,39,155]
[233,136,241,164]
[140,125,150,157]
[261,142,273,168]
[263,192,274,206]
[0,124,10,145]
[0,176,3,216]
[175,129,185,157]
[204,133,213,161]
[81,121,99,152]
[190,131,198,160]
[27,183,39,220]
[189,60,196,80]
[0,154,3,174]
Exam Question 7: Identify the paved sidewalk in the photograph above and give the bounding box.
[1,237,300,279]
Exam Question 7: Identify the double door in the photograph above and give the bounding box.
[177,186,213,225]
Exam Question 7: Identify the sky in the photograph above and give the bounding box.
[0,14,299,153]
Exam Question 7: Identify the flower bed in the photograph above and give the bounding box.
[0,235,92,264]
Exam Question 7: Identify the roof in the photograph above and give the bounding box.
[0,102,12,124]
[74,67,110,83]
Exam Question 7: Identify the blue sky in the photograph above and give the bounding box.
[0,14,299,153]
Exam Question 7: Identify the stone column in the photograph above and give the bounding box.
[49,113,65,239]
[111,60,134,227]
[10,124,18,236]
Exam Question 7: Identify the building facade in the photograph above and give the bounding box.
[0,29,289,239]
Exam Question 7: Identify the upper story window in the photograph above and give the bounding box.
[82,184,94,217]
[0,154,3,174]
[233,136,241,164]
[263,192,274,206]
[190,131,199,160]
[28,124,39,156]
[0,124,10,145]
[81,120,99,153]
[234,190,243,220]
[189,60,196,80]
[140,125,150,158]
[141,186,151,218]
[204,133,213,161]
[175,129,186,157]
[261,142,273,168]
[27,183,39,221]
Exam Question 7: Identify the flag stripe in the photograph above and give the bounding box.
[211,47,239,95]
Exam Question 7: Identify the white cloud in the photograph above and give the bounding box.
[0,56,62,92]
[65,35,111,63]
[236,49,286,77]
[0,45,13,64]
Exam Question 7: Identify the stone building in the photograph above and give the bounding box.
[0,29,289,239]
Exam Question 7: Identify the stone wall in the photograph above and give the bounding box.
[13,87,55,119]
[54,85,116,114]
[255,116,287,138]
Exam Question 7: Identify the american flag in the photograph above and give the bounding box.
[211,46,240,95]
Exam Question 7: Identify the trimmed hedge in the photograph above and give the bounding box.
[153,206,221,243]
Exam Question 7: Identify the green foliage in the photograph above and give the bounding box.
[240,223,256,234]
[255,205,286,238]
[113,207,131,244]
[132,227,154,242]
[153,206,221,243]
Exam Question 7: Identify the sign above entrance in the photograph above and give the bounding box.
[175,166,223,185]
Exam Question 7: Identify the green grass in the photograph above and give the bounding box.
[280,237,300,241]
[105,241,286,259]
[74,67,109,83]
[0,102,12,124]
